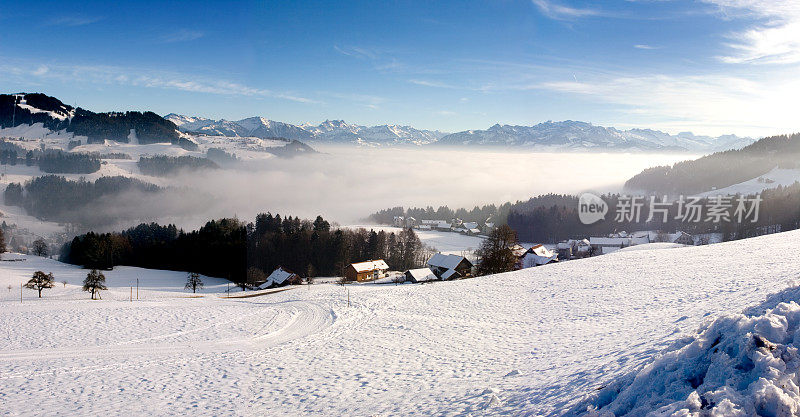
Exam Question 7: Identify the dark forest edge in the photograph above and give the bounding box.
[61,213,434,286]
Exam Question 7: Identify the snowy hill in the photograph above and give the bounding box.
[435,121,754,153]
[3,230,800,415]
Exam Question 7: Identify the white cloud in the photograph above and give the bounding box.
[535,71,800,136]
[531,0,601,20]
[634,44,658,50]
[161,29,204,43]
[46,15,103,27]
[0,60,318,104]
[703,0,800,64]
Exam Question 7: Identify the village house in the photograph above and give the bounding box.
[589,233,650,255]
[257,266,301,289]
[672,231,695,245]
[420,220,451,231]
[521,244,559,268]
[427,253,473,280]
[557,239,592,260]
[345,260,390,282]
[404,267,438,283]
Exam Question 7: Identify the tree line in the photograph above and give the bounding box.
[60,213,432,287]
[506,184,800,243]
[368,203,512,226]
[61,219,247,282]
[0,144,101,174]
[246,213,431,283]
[3,175,160,224]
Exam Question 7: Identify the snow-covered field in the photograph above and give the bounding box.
[3,230,800,415]
[345,224,485,256]
[695,167,800,198]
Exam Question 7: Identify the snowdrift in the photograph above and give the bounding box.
[578,289,800,416]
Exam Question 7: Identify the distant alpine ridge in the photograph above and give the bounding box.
[167,114,753,152]
[433,121,753,153]
[166,114,447,146]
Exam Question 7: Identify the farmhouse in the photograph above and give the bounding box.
[521,244,559,268]
[258,266,301,289]
[404,268,438,283]
[427,253,473,280]
[346,260,390,282]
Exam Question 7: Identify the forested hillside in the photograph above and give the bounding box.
[3,175,161,225]
[625,133,800,195]
[0,93,181,144]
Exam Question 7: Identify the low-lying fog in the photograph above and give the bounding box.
[133,146,692,230]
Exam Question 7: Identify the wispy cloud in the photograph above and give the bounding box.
[530,0,602,20]
[45,15,103,27]
[703,0,800,64]
[333,45,377,60]
[634,44,658,50]
[161,29,204,43]
[0,60,318,104]
[533,71,800,136]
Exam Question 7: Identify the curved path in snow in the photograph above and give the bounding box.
[0,300,335,366]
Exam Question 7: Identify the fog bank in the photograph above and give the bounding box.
[147,146,692,229]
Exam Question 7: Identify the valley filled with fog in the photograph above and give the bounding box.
[152,146,692,229]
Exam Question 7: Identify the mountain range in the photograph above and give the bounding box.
[166,114,447,146]
[0,92,755,154]
[167,114,754,153]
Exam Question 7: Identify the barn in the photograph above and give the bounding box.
[427,253,473,280]
[404,268,438,283]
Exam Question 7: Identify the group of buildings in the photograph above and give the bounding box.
[253,229,701,290]
[557,230,699,259]
[392,216,494,236]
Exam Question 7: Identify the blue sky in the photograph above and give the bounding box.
[2,0,799,136]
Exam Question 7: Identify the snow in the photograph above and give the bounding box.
[4,227,800,415]
[578,298,800,416]
[695,167,800,198]
[260,266,297,288]
[345,224,484,257]
[350,259,389,272]
[427,253,467,270]
[406,268,438,282]
[617,242,687,252]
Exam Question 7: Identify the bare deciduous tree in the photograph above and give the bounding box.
[83,269,107,300]
[25,271,54,298]
[185,272,203,293]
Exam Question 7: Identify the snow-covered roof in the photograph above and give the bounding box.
[406,268,438,282]
[590,237,629,246]
[463,222,478,229]
[267,266,296,286]
[508,244,529,258]
[351,260,389,273]
[427,253,467,270]
[440,269,460,280]
[529,244,555,258]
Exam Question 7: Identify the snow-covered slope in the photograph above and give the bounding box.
[695,167,800,198]
[3,230,800,415]
[435,121,753,153]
